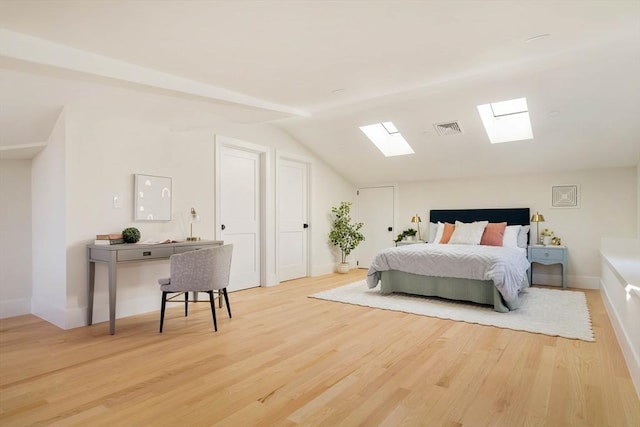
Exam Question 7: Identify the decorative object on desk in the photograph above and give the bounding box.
[541,228,554,245]
[411,214,422,241]
[122,227,141,243]
[329,202,365,274]
[552,236,562,246]
[187,207,201,241]
[94,233,124,245]
[530,211,545,244]
[394,228,417,244]
[552,185,580,208]
[134,174,172,221]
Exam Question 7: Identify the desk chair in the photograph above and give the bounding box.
[158,244,233,332]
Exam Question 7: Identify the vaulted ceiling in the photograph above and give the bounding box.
[1,1,639,185]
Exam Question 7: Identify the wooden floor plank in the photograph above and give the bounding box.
[1,270,638,426]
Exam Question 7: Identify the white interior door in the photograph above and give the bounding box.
[357,186,395,269]
[219,146,261,291]
[278,158,309,281]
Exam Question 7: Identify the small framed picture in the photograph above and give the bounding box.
[551,185,580,208]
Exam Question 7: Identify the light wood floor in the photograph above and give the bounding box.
[1,270,638,426]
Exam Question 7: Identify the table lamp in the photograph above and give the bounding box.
[187,207,201,241]
[411,214,422,241]
[530,211,545,245]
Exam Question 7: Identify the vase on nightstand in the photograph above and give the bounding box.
[542,236,552,245]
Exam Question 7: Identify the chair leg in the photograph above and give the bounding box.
[160,291,168,333]
[185,292,188,317]
[208,291,218,332]
[222,288,232,318]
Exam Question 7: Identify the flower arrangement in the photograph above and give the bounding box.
[540,228,554,237]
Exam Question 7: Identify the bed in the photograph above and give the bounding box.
[366,208,531,312]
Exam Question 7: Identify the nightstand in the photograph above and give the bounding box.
[527,245,567,288]
[396,240,425,246]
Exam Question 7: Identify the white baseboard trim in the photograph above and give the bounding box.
[600,280,640,399]
[311,262,338,276]
[86,295,160,327]
[531,273,599,289]
[31,297,66,329]
[0,297,31,319]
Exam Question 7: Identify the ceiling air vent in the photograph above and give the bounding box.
[433,121,463,136]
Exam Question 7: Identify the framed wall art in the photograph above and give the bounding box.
[551,184,580,208]
[134,174,172,221]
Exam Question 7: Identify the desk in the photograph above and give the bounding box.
[87,240,223,334]
[528,245,567,289]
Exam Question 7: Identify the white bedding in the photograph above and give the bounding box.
[366,244,530,304]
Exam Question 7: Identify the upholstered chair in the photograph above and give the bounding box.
[158,244,233,332]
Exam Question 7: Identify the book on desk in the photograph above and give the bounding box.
[94,233,124,245]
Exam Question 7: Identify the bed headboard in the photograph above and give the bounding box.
[429,208,530,227]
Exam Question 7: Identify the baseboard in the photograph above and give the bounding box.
[600,279,640,399]
[86,295,160,328]
[0,297,31,319]
[31,297,66,329]
[531,273,599,289]
[311,262,338,276]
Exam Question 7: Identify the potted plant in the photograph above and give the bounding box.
[122,227,141,243]
[541,228,554,246]
[394,228,417,244]
[328,202,365,273]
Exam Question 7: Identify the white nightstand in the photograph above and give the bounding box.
[527,245,567,288]
[396,240,425,246]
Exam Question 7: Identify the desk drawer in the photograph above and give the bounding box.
[117,247,173,262]
[174,243,222,254]
[530,247,564,261]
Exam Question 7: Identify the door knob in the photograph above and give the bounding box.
[388,227,393,232]
[303,223,309,228]
[221,224,226,230]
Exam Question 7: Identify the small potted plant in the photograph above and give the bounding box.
[122,227,141,243]
[394,228,417,244]
[328,202,365,273]
[540,228,554,246]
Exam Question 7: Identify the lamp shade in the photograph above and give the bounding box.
[410,214,422,241]
[190,207,200,222]
[531,212,545,222]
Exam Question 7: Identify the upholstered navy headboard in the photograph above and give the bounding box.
[430,208,530,227]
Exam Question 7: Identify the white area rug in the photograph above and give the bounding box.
[310,280,594,341]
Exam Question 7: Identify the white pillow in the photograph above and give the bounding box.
[517,225,530,248]
[431,222,445,244]
[427,222,438,243]
[448,221,488,245]
[503,225,521,248]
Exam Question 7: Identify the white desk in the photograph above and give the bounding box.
[87,240,223,334]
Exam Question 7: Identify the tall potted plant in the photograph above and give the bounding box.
[329,201,365,273]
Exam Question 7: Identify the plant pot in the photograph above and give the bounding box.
[336,263,350,274]
[542,236,552,245]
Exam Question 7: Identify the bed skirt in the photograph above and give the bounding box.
[379,270,528,312]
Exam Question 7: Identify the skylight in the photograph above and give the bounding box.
[359,121,414,157]
[477,97,533,144]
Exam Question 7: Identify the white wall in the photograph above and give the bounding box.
[399,167,637,289]
[637,163,639,236]
[8,74,354,328]
[31,109,68,327]
[0,159,32,318]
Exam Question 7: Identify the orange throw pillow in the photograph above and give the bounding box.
[480,222,507,246]
[440,222,455,244]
